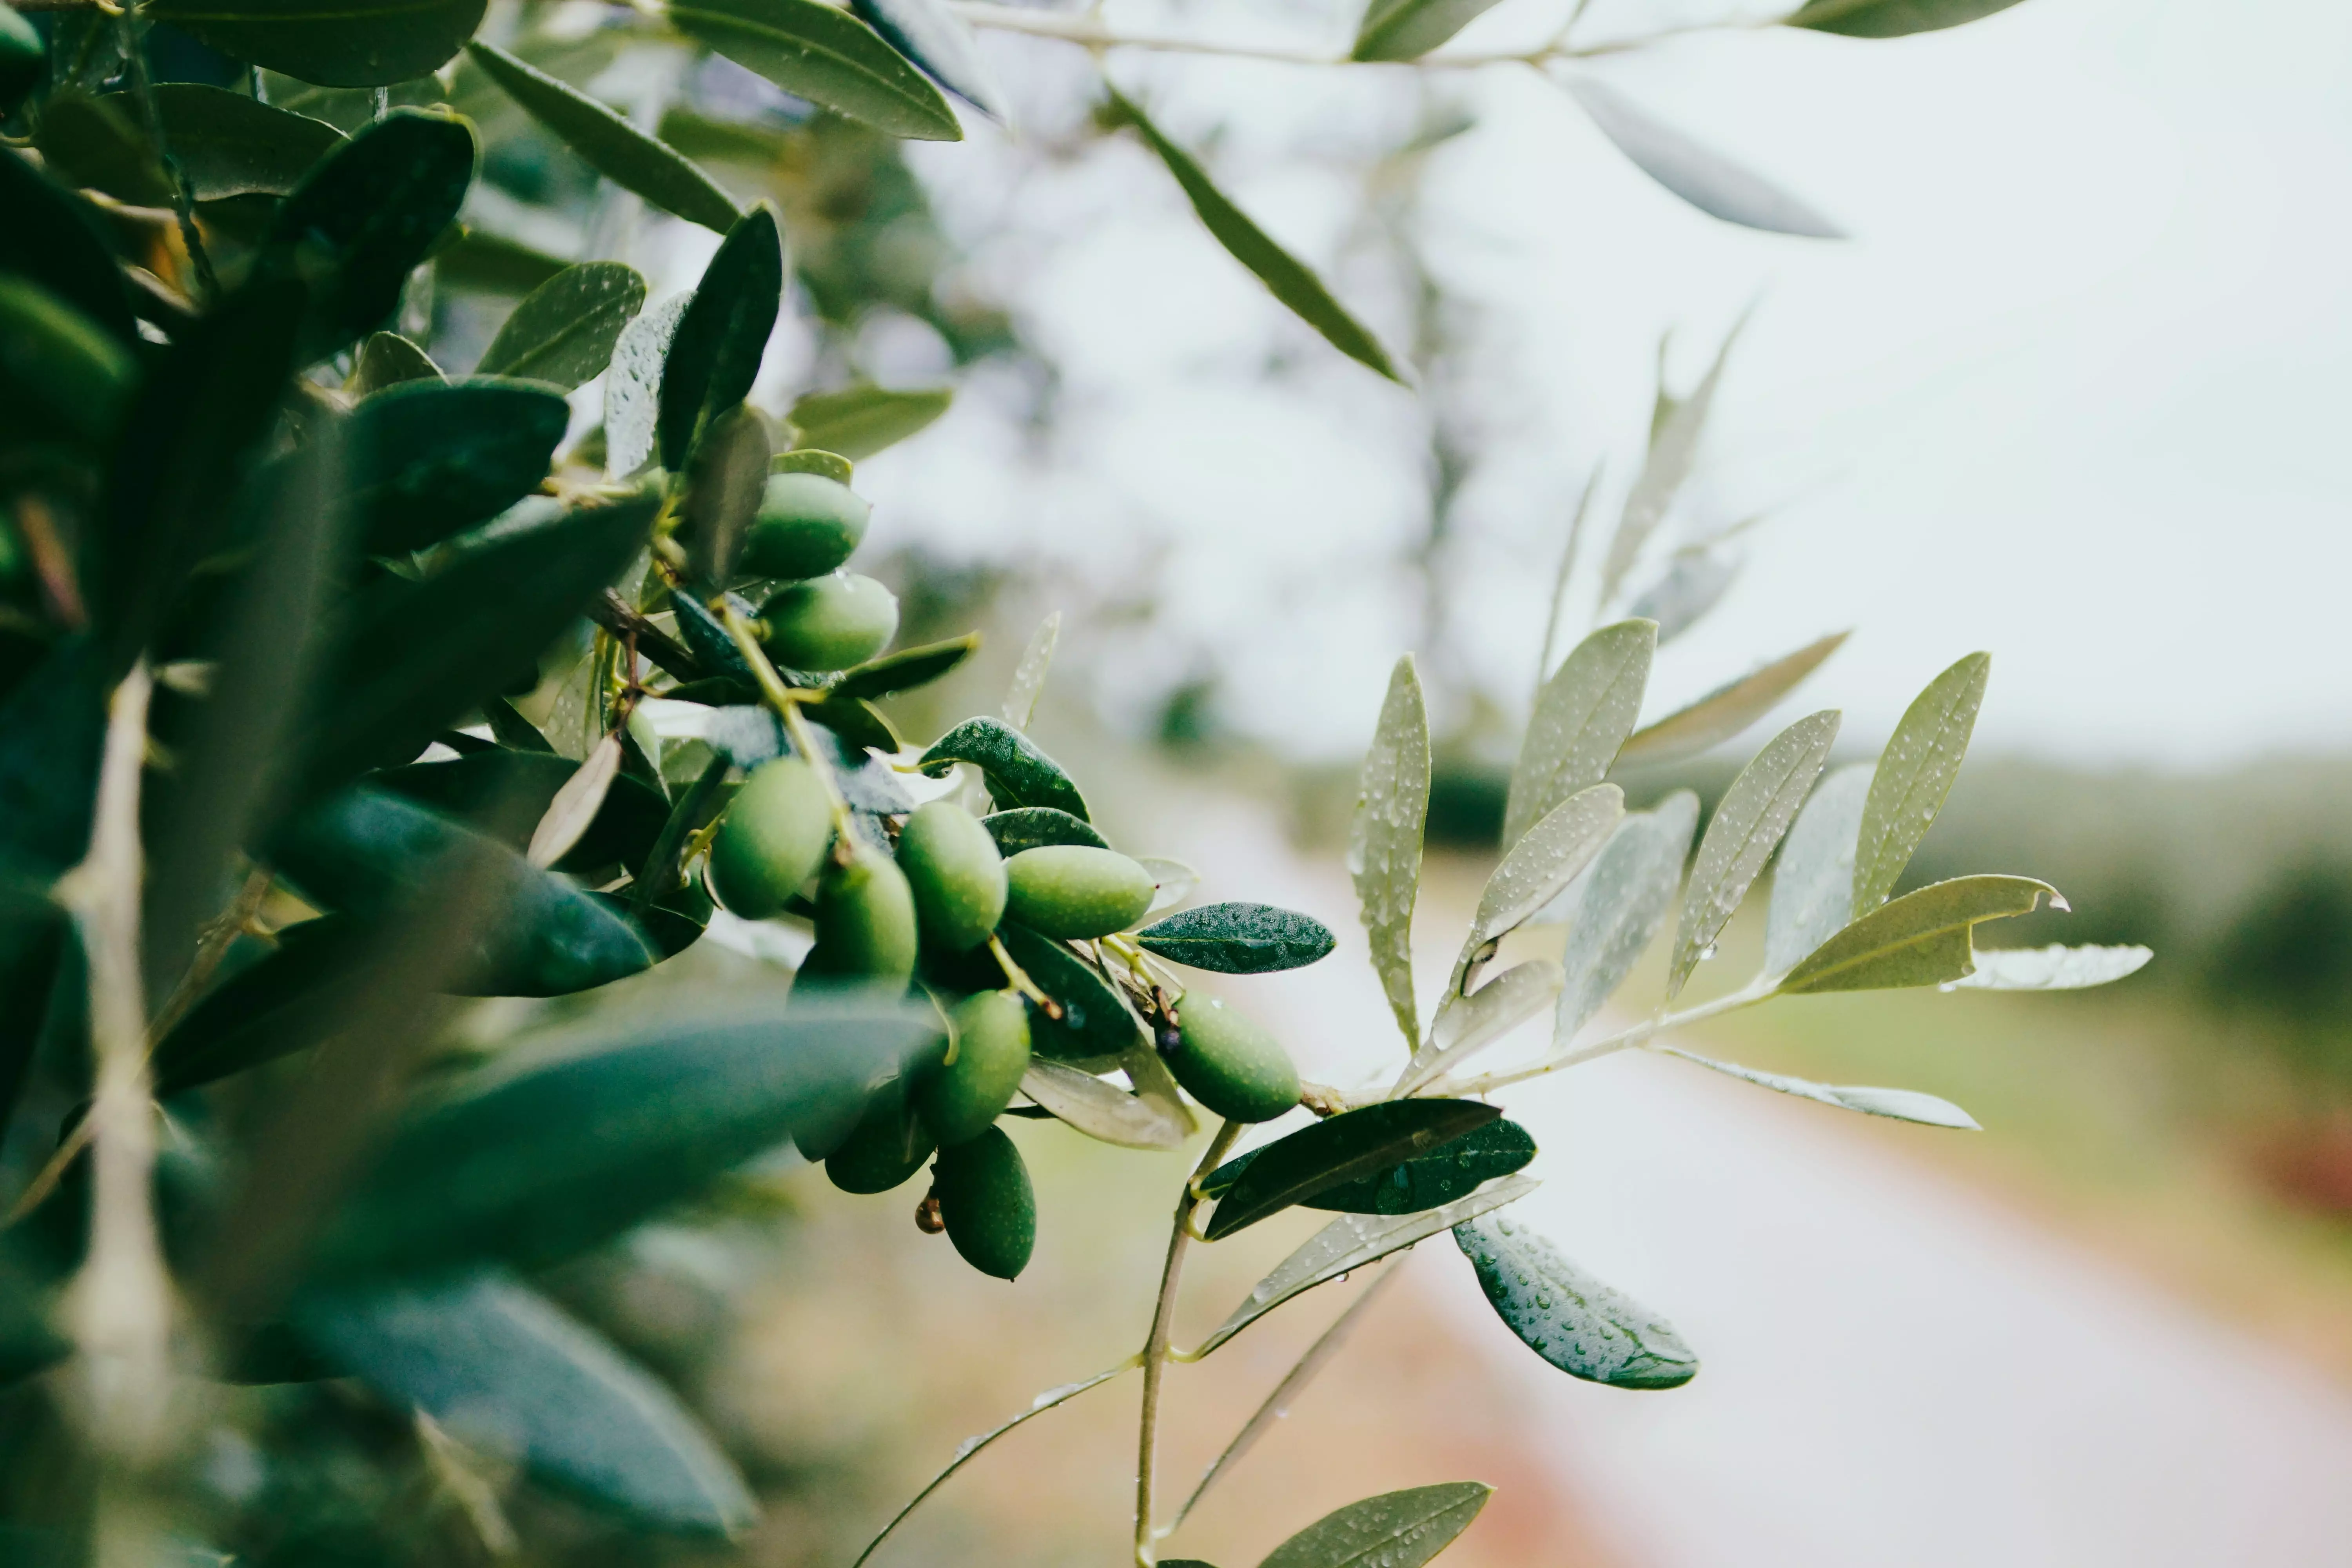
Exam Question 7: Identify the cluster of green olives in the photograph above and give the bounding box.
[739,472,902,673]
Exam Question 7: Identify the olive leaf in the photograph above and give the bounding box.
[1455,1214,1699,1388]
[1786,0,2028,36]
[833,634,979,700]
[918,717,1090,819]
[1657,1047,1978,1129]
[351,332,444,394]
[1002,611,1060,730]
[1615,630,1848,770]
[787,383,954,459]
[1351,0,1507,60]
[1136,902,1336,975]
[477,262,648,390]
[1762,761,1870,978]
[38,91,173,205]
[1019,1059,1190,1151]
[1777,874,2060,994]
[1450,782,1621,990]
[1558,76,1844,239]
[994,923,1141,1069]
[1107,87,1401,382]
[1553,791,1697,1046]
[1139,857,1199,914]
[1626,545,1739,646]
[1260,1483,1493,1568]
[804,694,899,755]
[348,379,572,554]
[1599,321,1743,609]
[1666,709,1840,999]
[1204,1099,1499,1241]
[658,205,783,471]
[378,750,667,873]
[1947,944,2151,991]
[981,807,1108,855]
[1853,652,1989,912]
[0,639,106,880]
[436,229,573,295]
[150,0,486,85]
[1191,1174,1534,1359]
[604,290,691,478]
[773,448,853,482]
[0,145,139,345]
[148,83,345,199]
[683,404,771,586]
[1401,960,1562,1097]
[1206,1119,1535,1217]
[152,917,380,1095]
[1506,618,1654,848]
[467,43,741,234]
[849,0,1007,118]
[295,1273,755,1533]
[670,0,962,141]
[1351,655,1430,1052]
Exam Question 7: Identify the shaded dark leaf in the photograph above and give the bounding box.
[832,633,976,700]
[1455,1214,1699,1388]
[1206,1118,1534,1216]
[1137,901,1334,975]
[152,916,379,1095]
[658,205,783,471]
[979,806,1106,855]
[0,148,138,345]
[1204,1099,1500,1241]
[349,379,570,554]
[995,922,1141,1070]
[150,0,488,86]
[918,715,1088,819]
[350,331,443,394]
[1787,0,2027,36]
[148,83,346,199]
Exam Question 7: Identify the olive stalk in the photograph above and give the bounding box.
[1134,1118,1243,1567]
[984,931,1060,1019]
[720,601,861,856]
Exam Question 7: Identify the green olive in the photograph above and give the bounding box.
[897,801,1007,952]
[758,573,898,673]
[0,7,44,118]
[1166,997,1299,1123]
[1002,846,1156,939]
[916,989,1031,1146]
[707,758,832,920]
[0,276,134,449]
[802,842,918,987]
[739,472,871,581]
[934,1125,1035,1280]
[824,1094,934,1194]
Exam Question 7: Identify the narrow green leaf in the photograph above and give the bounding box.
[1453,783,1621,989]
[296,1273,754,1532]
[0,147,138,345]
[849,0,1006,118]
[1777,874,2060,994]
[918,716,1089,819]
[1626,545,1738,646]
[995,923,1142,1069]
[1351,0,1507,60]
[1108,87,1400,381]
[348,378,571,554]
[670,0,962,141]
[1658,1047,1978,1129]
[773,448,853,483]
[682,403,772,585]
[805,693,899,755]
[350,331,443,394]
[1667,709,1839,999]
[605,290,691,478]
[436,227,571,296]
[1206,1119,1535,1216]
[37,91,173,206]
[1552,792,1697,1045]
[1261,1482,1492,1568]
[1205,1099,1499,1241]
[466,42,740,234]
[1949,943,2151,991]
[1002,611,1060,730]
[147,83,344,199]
[1559,76,1843,238]
[376,749,668,873]
[1401,960,1562,1096]
[310,991,939,1279]
[1852,652,1989,912]
[1615,630,1848,769]
[477,262,648,390]
[658,205,783,471]
[1350,655,1429,1051]
[787,383,953,459]
[833,633,978,700]
[1600,324,1742,608]
[1762,761,1870,977]
[1192,1175,1534,1359]
[980,807,1107,855]
[1455,1214,1699,1388]
[1506,619,1654,847]
[150,0,486,85]
[1136,902,1335,975]
[1019,1058,1190,1150]
[152,916,378,1095]
[1786,0,2028,38]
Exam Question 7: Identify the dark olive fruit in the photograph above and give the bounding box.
[802,843,918,987]
[917,989,1032,1146]
[824,1094,935,1194]
[0,6,42,118]
[0,276,134,448]
[1166,997,1299,1123]
[934,1125,1035,1280]
[1002,846,1156,939]
[740,471,870,581]
[707,758,832,920]
[758,572,899,672]
[897,800,1007,952]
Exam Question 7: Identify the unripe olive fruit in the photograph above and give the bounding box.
[0,6,44,118]
[802,843,918,987]
[707,758,832,920]
[739,472,870,581]
[824,1094,934,1194]
[1166,997,1300,1123]
[934,1125,1035,1280]
[1002,846,1156,939]
[897,801,1007,952]
[917,989,1031,1146]
[0,276,134,448]
[758,572,898,672]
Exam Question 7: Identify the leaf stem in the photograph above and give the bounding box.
[1135,1118,1243,1567]
[985,932,1060,1019]
[1441,978,1775,1098]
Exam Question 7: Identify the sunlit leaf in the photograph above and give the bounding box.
[1778,874,2060,994]
[1615,631,1847,769]
[37,91,173,206]
[1948,943,2151,991]
[1455,1213,1699,1388]
[1762,761,1869,977]
[0,147,138,345]
[477,262,648,390]
[1401,961,1562,1096]
[1599,323,1742,608]
[1559,76,1843,238]
[1667,709,1839,999]
[671,0,962,141]
[682,403,772,586]
[1351,0,1507,60]
[1350,655,1429,1051]
[1002,612,1060,730]
[787,383,953,459]
[1136,902,1335,975]
[1506,619,1653,847]
[1205,1099,1499,1240]
[1553,791,1697,1044]
[1657,1047,1978,1129]
[1455,783,1621,989]
[1019,1059,1190,1150]
[150,0,485,86]
[605,291,691,478]
[1853,652,1989,912]
[918,716,1089,819]
[1627,544,1738,646]
[1261,1484,1491,1568]
[849,0,1006,118]
[1786,0,2028,38]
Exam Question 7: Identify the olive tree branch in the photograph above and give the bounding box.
[1135,1117,1243,1567]
[1433,977,1777,1100]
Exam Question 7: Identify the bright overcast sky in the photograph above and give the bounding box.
[703,0,2352,769]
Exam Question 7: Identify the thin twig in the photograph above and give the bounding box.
[1135,1120,1243,1567]
[1434,980,1774,1100]
[116,5,217,301]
